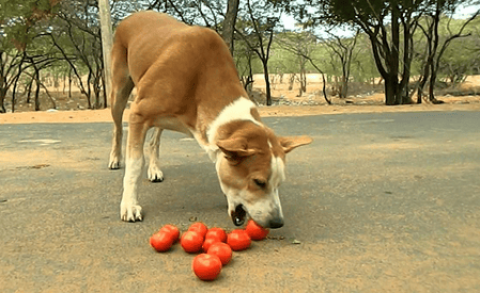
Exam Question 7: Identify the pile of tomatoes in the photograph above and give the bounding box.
[149,220,269,281]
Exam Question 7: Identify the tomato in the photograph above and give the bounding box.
[207,242,232,266]
[181,231,204,253]
[202,236,221,252]
[188,222,208,238]
[245,220,269,241]
[205,227,227,243]
[227,229,251,251]
[192,253,222,281]
[150,231,173,252]
[159,224,180,243]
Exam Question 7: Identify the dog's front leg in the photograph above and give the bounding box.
[120,115,148,222]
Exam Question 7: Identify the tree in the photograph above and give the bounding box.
[222,0,240,54]
[277,31,317,96]
[274,0,426,104]
[236,0,282,105]
[47,0,108,109]
[0,0,61,112]
[0,48,24,113]
[234,39,256,92]
[277,31,331,104]
[417,4,480,103]
[98,0,113,108]
[326,0,421,104]
[322,28,360,98]
[148,0,223,29]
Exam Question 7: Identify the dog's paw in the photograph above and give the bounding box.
[148,164,164,182]
[108,154,122,170]
[108,160,121,170]
[120,202,143,222]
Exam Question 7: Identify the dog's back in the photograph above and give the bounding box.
[112,11,191,84]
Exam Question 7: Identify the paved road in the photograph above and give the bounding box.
[1,111,479,292]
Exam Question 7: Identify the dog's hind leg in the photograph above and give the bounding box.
[108,42,134,169]
[147,128,165,182]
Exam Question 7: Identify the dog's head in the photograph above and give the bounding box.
[214,122,312,229]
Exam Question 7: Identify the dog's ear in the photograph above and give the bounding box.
[217,137,256,163]
[278,135,313,154]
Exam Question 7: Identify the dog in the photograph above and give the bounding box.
[108,11,312,229]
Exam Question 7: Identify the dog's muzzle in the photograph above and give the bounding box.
[230,204,247,226]
[230,204,285,229]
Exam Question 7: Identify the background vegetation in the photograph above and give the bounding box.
[0,0,479,112]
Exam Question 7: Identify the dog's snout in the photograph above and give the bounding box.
[268,217,284,229]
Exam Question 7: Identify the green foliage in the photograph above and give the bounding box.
[0,0,60,50]
[235,12,479,86]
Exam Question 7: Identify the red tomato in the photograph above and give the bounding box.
[159,224,180,243]
[227,229,251,251]
[150,231,173,252]
[207,242,232,266]
[181,231,204,253]
[188,222,208,238]
[205,228,227,243]
[192,253,222,281]
[245,220,269,241]
[202,236,221,252]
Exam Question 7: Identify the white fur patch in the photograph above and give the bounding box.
[120,156,144,221]
[269,156,285,220]
[206,97,260,144]
[270,156,286,186]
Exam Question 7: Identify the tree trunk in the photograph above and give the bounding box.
[263,61,272,106]
[320,71,331,105]
[63,71,67,95]
[417,58,429,104]
[340,76,348,98]
[11,74,21,113]
[428,68,443,104]
[427,8,441,104]
[86,71,92,109]
[400,17,415,104]
[391,6,401,105]
[297,59,307,97]
[0,88,7,113]
[26,78,33,104]
[98,0,113,108]
[242,49,254,93]
[11,53,27,113]
[102,73,108,108]
[34,73,41,111]
[384,75,399,105]
[68,68,72,98]
[370,35,395,105]
[288,73,295,91]
[222,0,240,55]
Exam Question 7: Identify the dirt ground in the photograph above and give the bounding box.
[1,112,480,292]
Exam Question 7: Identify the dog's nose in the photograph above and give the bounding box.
[268,217,284,229]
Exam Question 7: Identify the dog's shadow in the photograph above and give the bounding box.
[141,162,227,215]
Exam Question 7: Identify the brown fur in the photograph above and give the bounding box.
[109,11,313,227]
[110,11,248,145]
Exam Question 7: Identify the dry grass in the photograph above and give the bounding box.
[251,74,480,106]
[3,75,480,113]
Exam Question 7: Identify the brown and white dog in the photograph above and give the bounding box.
[108,11,312,229]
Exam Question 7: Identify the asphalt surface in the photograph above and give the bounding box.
[1,111,479,292]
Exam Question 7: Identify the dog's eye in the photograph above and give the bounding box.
[253,179,266,188]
